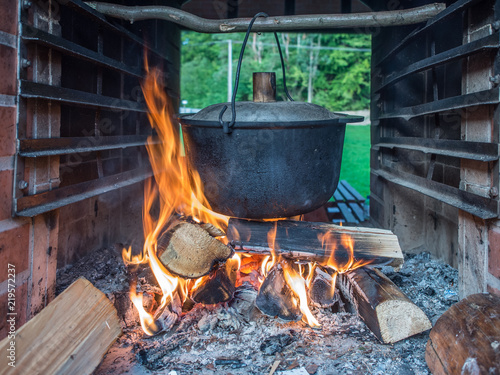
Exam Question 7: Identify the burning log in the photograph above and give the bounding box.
[308,266,339,308]
[150,292,182,334]
[191,257,239,305]
[0,278,121,374]
[157,221,233,278]
[425,293,500,375]
[228,219,404,269]
[256,263,302,322]
[337,267,431,344]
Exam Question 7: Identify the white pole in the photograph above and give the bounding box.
[227,39,233,102]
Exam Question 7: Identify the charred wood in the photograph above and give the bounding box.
[228,219,403,269]
[256,263,302,322]
[191,260,238,305]
[308,266,339,308]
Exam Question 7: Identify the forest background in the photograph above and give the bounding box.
[181,31,372,198]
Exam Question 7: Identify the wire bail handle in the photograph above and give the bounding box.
[218,12,294,134]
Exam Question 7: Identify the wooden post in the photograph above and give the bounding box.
[253,72,276,103]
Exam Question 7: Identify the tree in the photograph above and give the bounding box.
[180,31,371,111]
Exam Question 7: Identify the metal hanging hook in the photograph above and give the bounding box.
[219,12,294,134]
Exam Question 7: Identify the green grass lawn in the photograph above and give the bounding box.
[338,125,371,198]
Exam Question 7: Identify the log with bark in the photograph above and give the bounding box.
[308,266,339,308]
[337,267,431,344]
[425,293,500,375]
[85,3,446,32]
[0,278,121,375]
[156,221,233,278]
[228,219,404,269]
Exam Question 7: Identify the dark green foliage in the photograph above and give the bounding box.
[180,31,371,111]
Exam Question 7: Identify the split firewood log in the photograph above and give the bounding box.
[338,267,431,344]
[0,278,121,375]
[256,263,302,322]
[308,266,339,308]
[425,293,500,375]
[157,221,233,278]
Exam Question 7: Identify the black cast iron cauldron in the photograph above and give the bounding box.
[179,13,363,219]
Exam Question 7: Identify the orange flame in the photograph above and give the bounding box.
[129,280,159,336]
[122,246,148,266]
[125,64,233,335]
[282,262,320,328]
[319,231,371,273]
[264,223,279,276]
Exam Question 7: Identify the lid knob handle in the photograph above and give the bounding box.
[253,72,276,103]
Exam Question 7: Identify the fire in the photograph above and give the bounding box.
[128,280,159,336]
[124,64,233,334]
[125,63,370,334]
[122,246,148,266]
[319,231,371,274]
[282,262,320,328]
[264,222,279,276]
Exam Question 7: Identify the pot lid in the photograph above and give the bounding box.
[180,101,364,128]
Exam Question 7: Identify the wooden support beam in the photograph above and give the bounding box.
[338,267,431,344]
[425,293,500,374]
[228,219,404,269]
[0,278,121,375]
[85,3,446,33]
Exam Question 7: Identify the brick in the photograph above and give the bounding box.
[0,106,16,157]
[0,44,16,96]
[488,226,500,279]
[0,281,28,340]
[0,224,30,284]
[0,0,18,35]
[487,285,500,297]
[0,169,13,221]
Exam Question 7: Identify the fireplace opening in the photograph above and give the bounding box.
[1,0,499,374]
